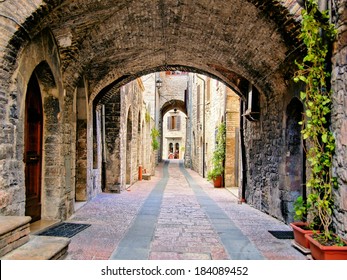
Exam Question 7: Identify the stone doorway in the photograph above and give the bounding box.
[24,74,43,223]
[284,98,305,223]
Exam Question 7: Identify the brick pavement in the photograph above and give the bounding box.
[64,160,306,260]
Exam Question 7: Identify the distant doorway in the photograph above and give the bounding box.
[284,98,305,223]
[168,143,174,159]
[24,74,43,222]
[175,143,180,159]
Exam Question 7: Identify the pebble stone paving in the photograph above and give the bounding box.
[64,160,306,260]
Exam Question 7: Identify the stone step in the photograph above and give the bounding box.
[0,216,32,257]
[0,235,70,260]
[142,174,151,180]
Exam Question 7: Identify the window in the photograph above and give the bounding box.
[167,115,181,130]
[245,83,260,121]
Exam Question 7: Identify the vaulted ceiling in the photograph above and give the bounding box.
[1,0,303,100]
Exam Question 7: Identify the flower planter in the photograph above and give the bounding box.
[213,175,222,188]
[305,234,347,260]
[290,222,318,249]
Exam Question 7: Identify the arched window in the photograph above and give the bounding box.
[168,143,174,159]
[175,143,180,159]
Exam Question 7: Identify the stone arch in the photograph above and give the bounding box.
[92,66,251,107]
[7,28,65,220]
[175,143,180,159]
[161,99,187,117]
[4,0,347,231]
[0,1,303,89]
[24,71,43,222]
[160,99,187,162]
[169,143,174,158]
[52,0,303,100]
[21,62,62,221]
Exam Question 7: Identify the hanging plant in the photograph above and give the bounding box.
[293,0,338,243]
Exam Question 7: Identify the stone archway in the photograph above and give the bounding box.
[8,30,65,222]
[24,73,43,222]
[2,0,346,234]
[22,61,62,222]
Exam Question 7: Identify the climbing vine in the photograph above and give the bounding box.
[150,127,160,151]
[293,0,337,241]
[207,122,226,181]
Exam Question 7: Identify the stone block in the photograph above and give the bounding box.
[0,216,31,257]
[142,174,151,180]
[0,235,70,260]
[109,184,121,193]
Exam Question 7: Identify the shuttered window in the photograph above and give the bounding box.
[167,115,181,130]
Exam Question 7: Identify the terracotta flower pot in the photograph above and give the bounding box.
[213,175,222,188]
[305,234,347,260]
[290,222,319,249]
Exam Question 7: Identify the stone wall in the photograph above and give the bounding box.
[331,0,347,238]
[243,86,285,221]
[225,88,241,188]
[104,89,121,191]
[75,81,89,201]
[102,78,154,191]
[188,74,239,185]
[204,78,227,178]
[120,79,147,189]
[0,29,68,221]
[190,74,205,176]
[159,72,188,111]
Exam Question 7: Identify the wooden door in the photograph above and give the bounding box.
[24,75,43,222]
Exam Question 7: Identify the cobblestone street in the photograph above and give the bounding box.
[65,160,305,260]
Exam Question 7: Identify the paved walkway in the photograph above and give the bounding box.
[64,160,306,260]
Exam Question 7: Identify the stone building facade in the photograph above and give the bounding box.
[0,0,346,238]
[187,74,241,188]
[158,71,189,161]
[102,79,154,193]
[162,110,187,160]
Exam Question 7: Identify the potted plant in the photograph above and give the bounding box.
[291,196,320,251]
[207,122,226,188]
[207,166,223,188]
[293,0,347,259]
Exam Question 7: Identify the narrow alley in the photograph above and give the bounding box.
[63,160,305,260]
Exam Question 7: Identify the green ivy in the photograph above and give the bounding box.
[150,127,159,151]
[207,122,226,181]
[293,0,337,241]
[145,111,151,123]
